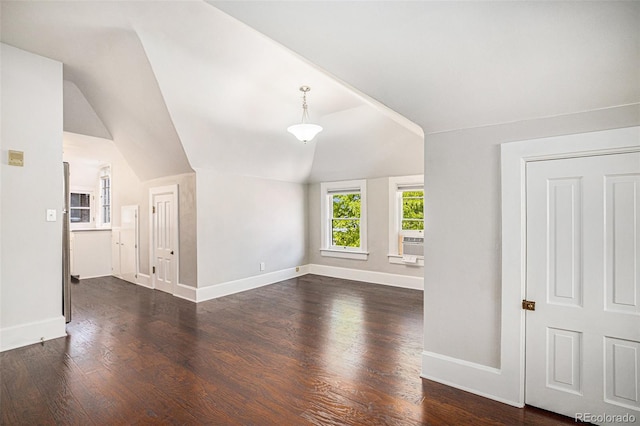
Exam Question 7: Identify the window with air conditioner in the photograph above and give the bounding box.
[388,175,424,266]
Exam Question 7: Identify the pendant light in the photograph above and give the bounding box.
[287,86,322,143]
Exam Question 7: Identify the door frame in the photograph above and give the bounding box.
[149,184,179,294]
[500,126,640,407]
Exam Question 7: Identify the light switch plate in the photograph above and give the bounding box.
[46,209,56,222]
[8,150,24,167]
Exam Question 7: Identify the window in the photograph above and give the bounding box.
[99,166,111,227]
[400,189,424,232]
[388,175,424,265]
[330,192,361,248]
[70,191,92,225]
[320,180,368,260]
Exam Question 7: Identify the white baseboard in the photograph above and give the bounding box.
[174,283,197,302]
[164,263,420,304]
[307,264,423,290]
[0,316,67,352]
[78,273,111,280]
[197,266,307,302]
[421,350,523,408]
[136,273,152,289]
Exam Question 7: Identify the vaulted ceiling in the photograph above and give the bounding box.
[2,2,637,183]
[212,1,640,134]
[0,1,423,183]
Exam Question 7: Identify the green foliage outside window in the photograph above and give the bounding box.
[401,190,424,230]
[331,193,361,247]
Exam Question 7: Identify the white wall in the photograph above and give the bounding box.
[422,104,640,377]
[196,169,306,289]
[0,44,66,351]
[308,177,424,280]
[70,230,112,279]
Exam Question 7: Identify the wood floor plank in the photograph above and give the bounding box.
[1,275,574,425]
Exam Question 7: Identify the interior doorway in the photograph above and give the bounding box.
[149,185,179,295]
[499,126,640,412]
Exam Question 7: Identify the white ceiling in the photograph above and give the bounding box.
[0,1,424,183]
[3,1,636,183]
[212,1,640,134]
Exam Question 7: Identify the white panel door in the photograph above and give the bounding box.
[152,193,176,294]
[526,152,640,423]
[120,205,138,285]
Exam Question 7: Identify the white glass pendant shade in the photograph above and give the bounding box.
[288,85,322,143]
[287,123,323,143]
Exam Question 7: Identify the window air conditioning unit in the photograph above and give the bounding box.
[401,236,424,257]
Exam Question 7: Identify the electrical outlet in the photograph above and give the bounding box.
[296,267,300,272]
[260,262,265,271]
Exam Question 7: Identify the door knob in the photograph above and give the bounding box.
[170,250,174,255]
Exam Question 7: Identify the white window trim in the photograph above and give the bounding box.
[320,179,368,260]
[97,165,112,228]
[388,175,424,266]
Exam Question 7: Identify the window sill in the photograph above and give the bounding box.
[320,249,369,261]
[388,254,424,267]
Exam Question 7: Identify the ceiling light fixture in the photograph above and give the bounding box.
[287,86,322,143]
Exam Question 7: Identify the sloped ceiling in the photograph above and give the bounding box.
[0,1,424,183]
[3,2,638,183]
[63,80,112,140]
[212,1,640,134]
[133,2,422,182]
[1,2,194,181]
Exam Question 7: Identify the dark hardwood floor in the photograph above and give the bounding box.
[1,275,574,425]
